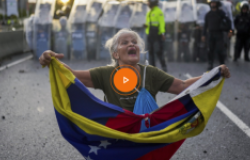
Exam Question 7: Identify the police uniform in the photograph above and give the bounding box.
[145,5,167,71]
[234,2,250,62]
[203,0,231,70]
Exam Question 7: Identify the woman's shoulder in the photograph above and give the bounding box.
[138,63,159,71]
[138,63,173,78]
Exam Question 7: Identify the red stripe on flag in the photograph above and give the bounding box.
[150,100,188,127]
[105,110,143,133]
[136,139,185,160]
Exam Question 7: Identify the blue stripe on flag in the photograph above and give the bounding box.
[201,71,221,87]
[178,94,198,112]
[67,78,125,125]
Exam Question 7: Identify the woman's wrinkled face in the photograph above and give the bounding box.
[114,33,140,66]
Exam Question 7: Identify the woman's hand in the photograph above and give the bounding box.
[39,50,64,66]
[39,50,94,88]
[220,64,230,78]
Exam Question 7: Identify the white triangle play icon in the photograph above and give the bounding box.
[123,77,129,84]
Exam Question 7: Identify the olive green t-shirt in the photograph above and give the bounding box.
[89,64,174,112]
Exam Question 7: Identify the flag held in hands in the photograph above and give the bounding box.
[49,58,224,160]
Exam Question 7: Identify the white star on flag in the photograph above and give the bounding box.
[89,145,100,155]
[86,156,93,160]
[99,140,111,149]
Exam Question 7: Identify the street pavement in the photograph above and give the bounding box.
[0,53,250,160]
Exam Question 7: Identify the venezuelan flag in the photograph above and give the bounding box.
[49,57,224,160]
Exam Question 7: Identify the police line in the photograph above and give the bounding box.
[23,0,233,62]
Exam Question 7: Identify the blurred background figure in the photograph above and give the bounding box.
[177,23,191,62]
[192,22,207,62]
[145,0,167,72]
[97,1,119,60]
[85,0,104,60]
[192,3,210,62]
[130,1,149,63]
[33,1,55,59]
[56,10,64,18]
[163,1,177,62]
[53,16,69,59]
[177,1,196,62]
[234,1,250,62]
[69,0,88,59]
[220,0,234,61]
[115,1,133,33]
[203,0,232,70]
[18,0,245,65]
[62,5,72,18]
[25,14,35,51]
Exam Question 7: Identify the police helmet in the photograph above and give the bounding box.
[207,0,221,7]
[148,0,159,6]
[240,1,249,10]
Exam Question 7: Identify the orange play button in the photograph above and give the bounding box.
[113,68,138,92]
[110,65,141,95]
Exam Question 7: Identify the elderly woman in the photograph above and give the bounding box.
[39,29,230,112]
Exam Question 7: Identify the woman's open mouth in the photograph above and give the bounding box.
[128,48,137,56]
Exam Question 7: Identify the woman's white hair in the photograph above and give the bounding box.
[105,28,145,66]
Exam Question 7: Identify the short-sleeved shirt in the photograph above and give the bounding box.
[89,64,174,112]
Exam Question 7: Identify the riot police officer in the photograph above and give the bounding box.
[234,1,250,62]
[202,0,232,70]
[145,0,167,72]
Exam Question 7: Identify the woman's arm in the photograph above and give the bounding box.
[39,50,94,88]
[167,65,230,95]
[167,76,201,95]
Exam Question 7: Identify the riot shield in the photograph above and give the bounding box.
[192,3,210,62]
[176,0,197,62]
[53,16,69,59]
[97,1,120,60]
[86,0,104,60]
[114,1,134,31]
[158,1,164,10]
[69,0,88,59]
[130,2,149,64]
[164,1,177,23]
[220,1,234,30]
[196,3,210,25]
[33,0,55,59]
[178,1,196,23]
[220,1,234,59]
[163,1,177,61]
[24,15,35,52]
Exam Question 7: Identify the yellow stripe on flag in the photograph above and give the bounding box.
[192,79,225,125]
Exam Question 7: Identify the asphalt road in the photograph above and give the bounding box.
[0,53,250,160]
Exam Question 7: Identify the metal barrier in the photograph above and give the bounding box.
[0,30,24,59]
